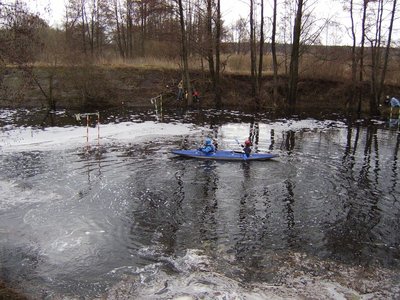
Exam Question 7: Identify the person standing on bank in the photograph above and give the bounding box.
[177,80,183,101]
[192,88,200,102]
[386,95,400,107]
[386,95,400,123]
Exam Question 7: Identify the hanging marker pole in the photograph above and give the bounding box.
[77,112,101,149]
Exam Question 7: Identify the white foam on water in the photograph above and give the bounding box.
[0,121,199,153]
[0,118,348,154]
[105,249,397,300]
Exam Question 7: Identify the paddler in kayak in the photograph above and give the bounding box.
[199,138,216,154]
[241,139,252,157]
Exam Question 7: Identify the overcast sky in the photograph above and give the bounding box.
[29,0,343,27]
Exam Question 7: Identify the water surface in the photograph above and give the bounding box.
[1,109,399,299]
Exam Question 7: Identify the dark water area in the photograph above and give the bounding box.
[1,108,400,299]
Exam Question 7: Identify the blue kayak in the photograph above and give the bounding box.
[171,149,278,161]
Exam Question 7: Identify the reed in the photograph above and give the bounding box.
[34,49,399,86]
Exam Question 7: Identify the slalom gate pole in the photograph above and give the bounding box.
[74,112,101,149]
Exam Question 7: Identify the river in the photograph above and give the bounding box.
[1,108,399,299]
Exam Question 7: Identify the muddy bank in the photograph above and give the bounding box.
[105,251,400,299]
[0,281,27,300]
[3,66,399,113]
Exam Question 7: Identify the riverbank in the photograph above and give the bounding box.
[2,65,399,113]
[0,281,26,300]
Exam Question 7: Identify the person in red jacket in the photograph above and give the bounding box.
[192,88,200,102]
[242,139,252,157]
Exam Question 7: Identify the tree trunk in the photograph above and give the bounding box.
[178,0,192,107]
[89,0,95,57]
[271,0,278,106]
[206,0,216,102]
[257,0,264,95]
[357,0,368,117]
[287,0,303,106]
[369,0,384,116]
[127,0,133,58]
[349,0,357,112]
[140,1,146,56]
[378,0,397,104]
[114,0,124,58]
[81,0,87,55]
[215,0,222,108]
[249,0,257,98]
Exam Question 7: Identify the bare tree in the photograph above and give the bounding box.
[206,0,215,95]
[232,18,248,54]
[368,0,384,115]
[367,0,398,113]
[378,0,397,103]
[0,1,54,109]
[215,0,222,108]
[280,0,295,75]
[347,0,358,112]
[81,0,87,55]
[287,0,304,106]
[109,0,137,60]
[113,0,125,58]
[177,0,192,106]
[257,0,265,96]
[249,0,257,97]
[205,0,222,108]
[271,0,279,105]
[64,0,110,60]
[126,0,134,58]
[83,0,110,58]
[357,0,368,117]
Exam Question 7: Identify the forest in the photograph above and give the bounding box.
[0,0,399,115]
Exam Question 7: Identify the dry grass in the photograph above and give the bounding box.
[97,56,180,70]
[221,53,276,75]
[33,49,399,86]
[218,52,351,81]
[300,54,349,81]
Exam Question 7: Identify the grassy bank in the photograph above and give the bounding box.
[1,64,399,114]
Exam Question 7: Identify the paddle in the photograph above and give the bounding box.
[234,138,246,154]
[234,138,243,148]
